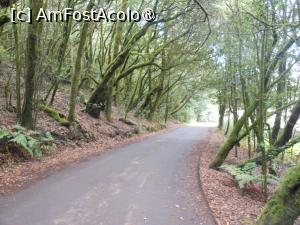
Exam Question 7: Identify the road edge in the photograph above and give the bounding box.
[195,128,219,224]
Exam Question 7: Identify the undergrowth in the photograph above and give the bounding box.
[0,125,55,159]
[221,162,280,189]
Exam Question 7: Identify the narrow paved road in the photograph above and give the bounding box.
[0,126,216,225]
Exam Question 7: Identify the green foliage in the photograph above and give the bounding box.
[13,124,26,132]
[0,126,55,159]
[41,132,55,143]
[221,163,279,189]
[10,134,36,157]
[0,127,12,139]
[242,162,257,172]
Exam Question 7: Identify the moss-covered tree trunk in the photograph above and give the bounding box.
[86,48,130,118]
[209,32,297,169]
[274,98,300,147]
[209,99,259,169]
[271,58,286,144]
[86,21,156,118]
[21,0,43,129]
[257,29,268,194]
[147,18,169,121]
[243,99,300,166]
[105,0,127,122]
[48,0,75,105]
[256,164,300,225]
[239,96,300,168]
[68,1,94,123]
[148,88,163,121]
[272,3,288,143]
[12,20,21,117]
[218,101,226,129]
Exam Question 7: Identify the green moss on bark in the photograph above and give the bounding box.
[39,105,70,126]
[209,100,259,169]
[256,164,300,225]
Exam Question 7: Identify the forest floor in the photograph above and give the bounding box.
[198,129,300,225]
[198,129,264,225]
[0,90,178,195]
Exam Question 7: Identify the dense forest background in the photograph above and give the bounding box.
[0,0,300,224]
[1,0,213,128]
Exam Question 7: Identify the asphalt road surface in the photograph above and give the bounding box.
[0,125,216,225]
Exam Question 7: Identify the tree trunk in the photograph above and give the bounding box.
[209,99,259,169]
[239,98,300,167]
[86,18,160,118]
[256,164,300,225]
[271,59,286,143]
[86,49,130,118]
[68,1,93,123]
[105,86,113,122]
[21,0,43,129]
[209,32,297,169]
[225,111,230,135]
[218,101,226,129]
[105,0,127,122]
[274,98,300,147]
[86,82,108,118]
[49,81,58,105]
[49,0,74,105]
[148,88,163,121]
[13,21,21,118]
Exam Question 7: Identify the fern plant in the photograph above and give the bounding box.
[0,126,55,159]
[221,163,279,189]
[0,128,12,139]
